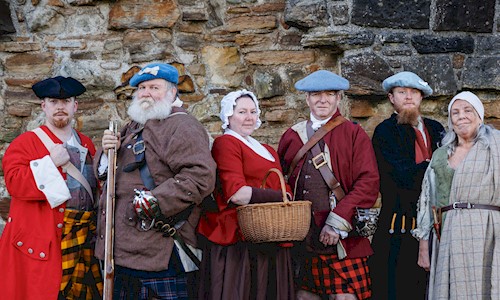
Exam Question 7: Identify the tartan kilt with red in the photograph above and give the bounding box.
[299,253,371,300]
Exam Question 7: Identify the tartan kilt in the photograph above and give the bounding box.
[60,209,103,299]
[299,253,371,300]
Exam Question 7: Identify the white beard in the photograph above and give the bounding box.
[127,95,173,125]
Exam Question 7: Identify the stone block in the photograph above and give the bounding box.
[4,53,54,75]
[0,42,41,52]
[279,32,303,47]
[351,100,374,118]
[403,56,457,96]
[235,34,270,47]
[176,33,202,51]
[201,46,245,87]
[434,0,495,33]
[187,64,206,76]
[301,30,375,53]
[329,3,349,25]
[341,52,393,96]
[47,40,86,50]
[71,52,97,60]
[253,70,285,99]
[225,15,277,32]
[182,11,208,21]
[352,0,431,29]
[252,3,286,13]
[462,57,499,90]
[264,109,293,122]
[476,36,500,55]
[412,35,474,54]
[381,45,413,56]
[109,0,180,30]
[7,103,32,117]
[4,78,39,88]
[244,50,315,65]
[284,0,328,29]
[178,75,195,93]
[0,0,15,34]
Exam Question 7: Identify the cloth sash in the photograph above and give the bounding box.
[60,209,103,299]
[414,126,432,163]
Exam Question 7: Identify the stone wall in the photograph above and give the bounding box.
[0,0,498,201]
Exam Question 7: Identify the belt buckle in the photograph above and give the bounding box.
[452,202,471,209]
[132,140,145,155]
[312,153,327,169]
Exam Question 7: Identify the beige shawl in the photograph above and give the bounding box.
[430,127,500,299]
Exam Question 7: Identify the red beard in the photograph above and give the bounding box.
[397,107,420,126]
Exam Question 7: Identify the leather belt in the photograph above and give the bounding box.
[440,202,500,213]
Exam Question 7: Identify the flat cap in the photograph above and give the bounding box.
[32,76,86,99]
[382,71,433,97]
[295,70,350,92]
[129,63,179,87]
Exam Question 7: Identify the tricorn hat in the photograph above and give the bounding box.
[32,76,86,99]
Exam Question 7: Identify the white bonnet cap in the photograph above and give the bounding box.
[448,91,484,121]
[220,89,262,130]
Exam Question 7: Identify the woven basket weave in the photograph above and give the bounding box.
[237,168,311,243]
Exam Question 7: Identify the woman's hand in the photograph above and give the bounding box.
[102,129,121,151]
[228,186,252,205]
[418,239,431,271]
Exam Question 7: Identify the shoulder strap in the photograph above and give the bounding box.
[32,128,94,202]
[286,116,347,179]
[305,122,346,202]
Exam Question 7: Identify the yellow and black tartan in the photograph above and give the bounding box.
[60,209,103,300]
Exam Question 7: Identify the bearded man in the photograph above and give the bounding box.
[95,63,216,300]
[0,76,103,299]
[369,71,445,300]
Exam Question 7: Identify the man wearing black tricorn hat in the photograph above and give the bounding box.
[0,76,103,299]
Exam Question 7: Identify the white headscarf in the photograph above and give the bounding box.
[448,91,484,121]
[219,89,262,130]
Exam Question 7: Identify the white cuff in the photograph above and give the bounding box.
[98,153,108,176]
[331,226,348,239]
[30,156,71,208]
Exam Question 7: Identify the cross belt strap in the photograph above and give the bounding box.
[305,120,345,201]
[287,116,347,181]
[32,127,94,202]
[440,202,500,213]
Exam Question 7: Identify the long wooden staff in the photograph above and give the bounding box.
[103,121,118,299]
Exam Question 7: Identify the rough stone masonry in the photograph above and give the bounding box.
[0,0,498,210]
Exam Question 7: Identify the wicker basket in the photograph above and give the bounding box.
[237,168,312,243]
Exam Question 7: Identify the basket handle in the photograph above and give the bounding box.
[261,168,288,204]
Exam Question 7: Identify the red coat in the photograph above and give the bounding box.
[197,134,291,245]
[278,112,379,258]
[0,126,96,300]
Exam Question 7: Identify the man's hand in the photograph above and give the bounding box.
[49,144,70,167]
[102,129,121,151]
[319,225,340,246]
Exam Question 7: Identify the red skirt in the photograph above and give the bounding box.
[299,253,371,300]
